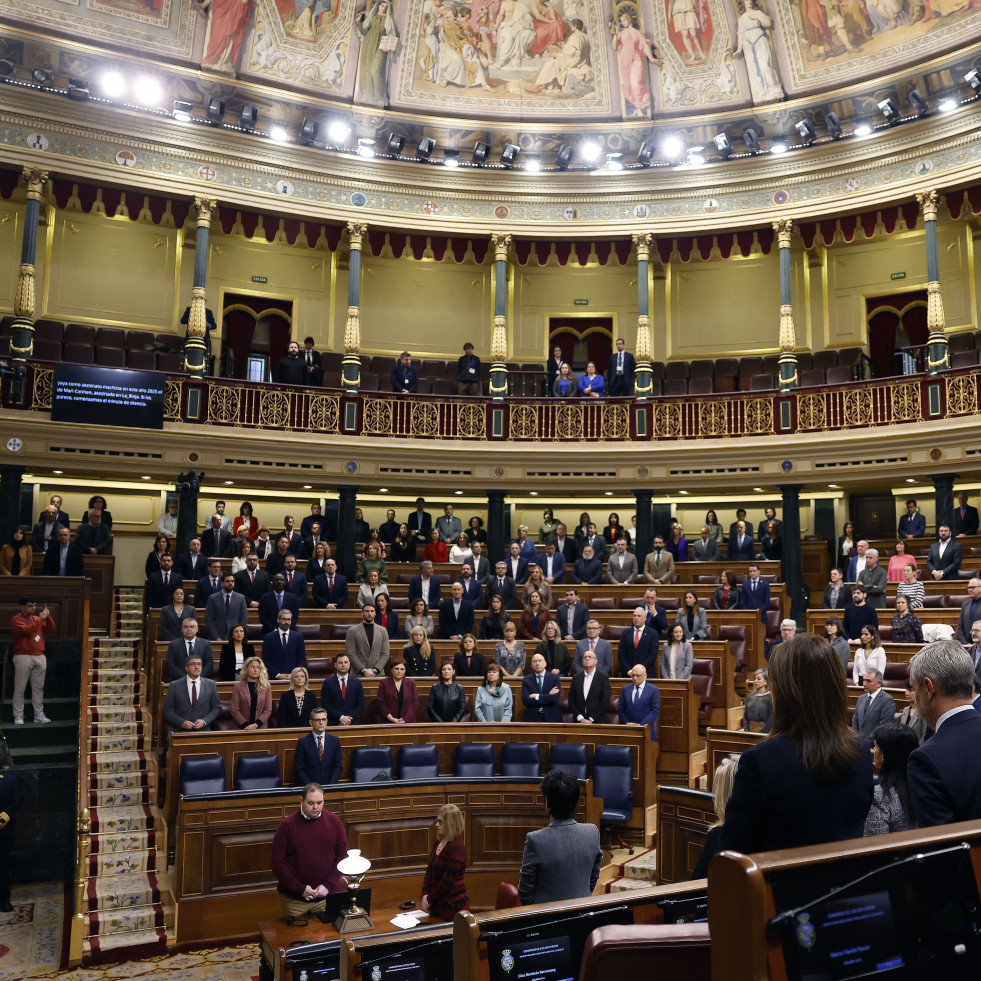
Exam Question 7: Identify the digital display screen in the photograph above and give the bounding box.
[51,363,164,429]
[287,940,340,981]
[360,937,452,981]
[489,936,573,981]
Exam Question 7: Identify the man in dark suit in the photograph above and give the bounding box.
[205,573,248,642]
[146,554,181,608]
[823,568,849,610]
[740,563,771,623]
[301,336,323,386]
[320,654,364,725]
[175,538,207,580]
[391,351,418,393]
[606,337,635,397]
[31,506,64,553]
[407,498,432,546]
[573,622,614,675]
[259,574,302,634]
[579,525,606,560]
[553,524,577,565]
[727,509,748,538]
[165,619,215,680]
[545,345,565,397]
[161,653,221,736]
[568,650,611,723]
[641,589,669,643]
[956,579,981,643]
[439,582,475,639]
[556,587,589,642]
[262,609,306,680]
[194,558,224,608]
[908,640,981,826]
[75,509,112,555]
[378,509,400,543]
[851,670,897,740]
[537,543,566,585]
[486,563,517,610]
[618,664,660,740]
[312,560,348,609]
[200,514,233,558]
[518,769,602,904]
[691,527,720,562]
[456,564,483,606]
[728,520,756,562]
[41,527,84,576]
[300,503,325,540]
[265,536,292,577]
[926,524,963,580]
[293,709,342,787]
[301,521,326,561]
[456,342,481,396]
[955,491,980,537]
[233,553,271,608]
[275,516,303,556]
[573,545,603,585]
[505,542,529,585]
[521,653,563,722]
[469,542,491,584]
[617,608,661,677]
[46,495,71,532]
[408,561,442,607]
[282,555,308,604]
[755,507,779,542]
[897,498,926,539]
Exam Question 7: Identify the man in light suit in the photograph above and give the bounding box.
[955,491,980,537]
[927,525,963,580]
[568,650,611,723]
[556,588,589,642]
[162,654,221,737]
[312,559,348,609]
[205,573,248,642]
[956,580,981,643]
[606,337,635,397]
[643,537,676,584]
[165,619,215,680]
[293,709,341,786]
[537,542,566,585]
[262,609,306,680]
[175,538,207,581]
[470,542,491,584]
[234,553,271,608]
[618,664,660,740]
[851,670,896,740]
[908,640,981,826]
[259,574,301,634]
[406,498,432,546]
[728,520,755,562]
[345,603,390,677]
[408,561,442,607]
[200,514,233,558]
[439,582,475,639]
[456,564,483,606]
[617,608,660,677]
[282,555,308,604]
[435,504,462,544]
[605,538,639,584]
[518,769,602,904]
[521,653,563,722]
[320,653,365,725]
[41,527,84,576]
[145,554,181,608]
[486,563,517,610]
[740,563,771,623]
[691,527,720,562]
[573,621,613,676]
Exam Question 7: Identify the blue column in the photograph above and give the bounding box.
[774,219,798,392]
[632,234,653,400]
[183,197,216,378]
[488,234,511,401]
[342,222,366,394]
[917,190,949,375]
[778,483,804,625]
[9,168,48,374]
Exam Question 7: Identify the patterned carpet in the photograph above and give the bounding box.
[0,884,66,981]
[22,944,260,981]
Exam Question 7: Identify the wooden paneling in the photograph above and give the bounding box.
[649,679,702,786]
[704,728,765,791]
[656,785,715,885]
[0,576,91,641]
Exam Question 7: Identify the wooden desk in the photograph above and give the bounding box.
[26,556,113,631]
[655,785,715,885]
[704,727,765,791]
[650,680,703,787]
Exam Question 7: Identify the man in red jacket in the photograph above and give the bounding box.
[10,596,55,725]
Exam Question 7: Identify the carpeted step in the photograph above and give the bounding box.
[92,721,145,740]
[90,733,142,753]
[91,706,143,723]
[91,770,148,790]
[89,848,157,877]
[88,906,166,938]
[92,694,139,708]
[605,876,653,893]
[90,804,153,834]
[91,669,139,684]
[618,846,657,880]
[90,828,157,853]
[89,785,151,807]
[87,871,161,910]
[89,751,147,775]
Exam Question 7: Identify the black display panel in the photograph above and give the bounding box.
[51,363,165,429]
[358,934,453,981]
[286,939,341,981]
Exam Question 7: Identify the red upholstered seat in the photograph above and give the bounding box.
[494,882,520,909]
[580,924,711,981]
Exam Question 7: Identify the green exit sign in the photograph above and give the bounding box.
[890,271,906,280]
[252,275,268,284]
[573,298,589,306]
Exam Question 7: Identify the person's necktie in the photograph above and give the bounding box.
[865,694,873,713]
[289,572,293,588]
[752,580,756,592]
[589,638,595,651]
[341,678,347,699]
[538,675,543,693]
[225,594,230,615]
[191,680,197,707]
[163,572,168,585]
[212,578,218,590]
[328,577,334,592]
[281,632,287,647]
[655,550,662,564]
[250,571,255,584]
[633,685,638,704]
[318,735,323,760]
[634,628,641,648]
[277,593,283,609]
[187,642,193,659]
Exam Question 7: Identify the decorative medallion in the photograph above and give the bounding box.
[844,177,859,192]
[345,460,359,473]
[198,165,217,182]
[563,207,580,220]
[115,149,136,167]
[494,205,510,219]
[634,204,650,218]
[275,179,294,195]
[26,133,48,151]
[781,459,793,472]
[424,200,439,214]
[351,192,367,207]
[703,198,720,213]
[772,190,789,205]
[915,159,934,176]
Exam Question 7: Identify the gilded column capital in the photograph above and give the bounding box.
[347,222,367,251]
[193,197,217,227]
[492,234,512,263]
[22,167,48,201]
[772,219,795,248]
[916,189,939,223]
[632,233,652,263]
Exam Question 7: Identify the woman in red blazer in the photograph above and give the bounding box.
[376,661,420,724]
[230,656,272,729]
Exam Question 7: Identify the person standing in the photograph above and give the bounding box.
[293,709,342,786]
[421,804,469,920]
[605,337,636,396]
[10,597,54,725]
[456,342,482,396]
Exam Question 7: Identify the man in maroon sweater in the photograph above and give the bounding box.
[11,596,55,725]
[271,783,349,919]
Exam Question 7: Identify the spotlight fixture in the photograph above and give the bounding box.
[501,143,520,166]
[240,105,258,129]
[471,141,490,165]
[32,67,54,86]
[770,138,788,154]
[636,140,655,165]
[386,132,405,154]
[556,143,574,169]
[604,152,623,171]
[134,76,163,106]
[794,119,817,144]
[524,157,542,173]
[907,89,929,116]
[68,78,90,101]
[825,111,843,138]
[206,97,226,124]
[686,146,706,167]
[712,132,732,158]
[417,136,436,159]
[743,129,761,153]
[966,69,981,93]
[878,97,899,122]
[853,119,873,136]
[269,124,289,143]
[0,60,13,78]
[172,100,193,122]
[938,97,958,112]
[356,138,376,158]
[299,118,319,144]
[327,119,351,143]
[443,148,460,168]
[661,136,684,160]
[579,140,602,164]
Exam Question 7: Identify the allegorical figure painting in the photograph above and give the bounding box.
[199,0,255,71]
[732,0,782,102]
[354,0,400,105]
[609,3,657,117]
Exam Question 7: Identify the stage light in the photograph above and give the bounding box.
[524,157,541,173]
[579,140,602,164]
[743,129,761,153]
[712,132,732,158]
[206,98,226,123]
[825,111,843,138]
[327,119,351,142]
[134,76,163,106]
[0,60,13,78]
[853,119,873,136]
[240,105,258,129]
[471,141,490,165]
[636,141,654,165]
[907,89,928,116]
[795,119,816,144]
[417,136,436,158]
[686,146,706,167]
[269,125,288,143]
[68,78,90,101]
[443,148,460,167]
[172,100,193,122]
[356,138,376,158]
[501,143,519,166]
[938,97,957,112]
[386,132,405,154]
[299,118,319,144]
[32,67,54,86]
[770,138,788,154]
[556,144,573,168]
[878,97,899,122]
[966,69,981,93]
[661,136,683,159]
[605,152,623,171]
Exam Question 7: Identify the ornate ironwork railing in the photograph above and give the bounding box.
[8,362,981,440]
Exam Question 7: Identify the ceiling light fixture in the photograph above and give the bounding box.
[605,152,623,171]
[579,140,602,164]
[387,132,405,154]
[556,144,574,169]
[907,89,929,116]
[327,119,351,143]
[853,120,873,137]
[878,97,899,122]
[713,132,732,158]
[825,111,843,138]
[356,138,376,158]
[240,105,258,130]
[471,141,490,165]
[661,136,684,159]
[501,143,520,166]
[795,119,817,144]
[743,129,761,153]
[32,67,54,87]
[134,76,163,106]
[269,124,289,143]
[68,78,90,101]
[770,138,788,154]
[524,157,542,173]
[206,97,226,124]
[938,97,958,112]
[443,148,460,168]
[172,100,193,122]
[299,118,319,144]
[417,136,436,159]
[636,140,655,165]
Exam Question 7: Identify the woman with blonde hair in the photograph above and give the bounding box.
[691,756,739,878]
[421,803,469,920]
[276,666,316,728]
[230,656,272,730]
[403,625,436,676]
[522,565,552,608]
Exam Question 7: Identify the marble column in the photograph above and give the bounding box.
[917,190,949,375]
[175,470,205,555]
[930,472,958,534]
[0,464,25,546]
[9,168,48,372]
[488,234,511,401]
[487,490,507,564]
[183,197,217,378]
[342,222,366,394]
[632,489,653,565]
[774,219,798,392]
[778,483,805,624]
[336,485,359,580]
[632,234,653,400]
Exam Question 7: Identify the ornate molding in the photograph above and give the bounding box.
[344,305,361,354]
[779,304,796,353]
[14,262,35,319]
[492,234,512,264]
[927,280,946,334]
[22,167,48,201]
[635,314,652,363]
[773,219,795,249]
[916,188,939,223]
[490,314,508,363]
[346,222,367,251]
[632,233,652,263]
[193,196,217,228]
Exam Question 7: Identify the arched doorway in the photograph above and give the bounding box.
[548,317,614,375]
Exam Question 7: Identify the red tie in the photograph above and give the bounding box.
[191,680,197,706]
[634,628,640,648]
[329,577,333,591]
[590,639,595,651]
[250,571,255,583]
[318,736,324,760]
[341,677,347,699]
[289,572,293,588]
